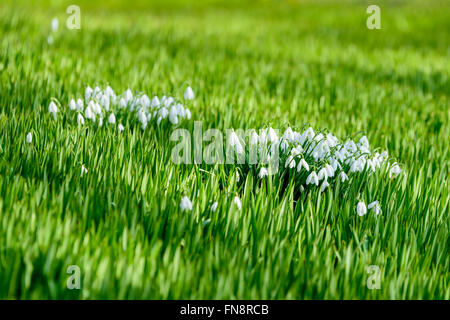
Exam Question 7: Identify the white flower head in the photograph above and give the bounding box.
[184,86,195,100]
[211,202,219,212]
[306,171,319,186]
[233,196,242,210]
[48,101,58,118]
[77,113,85,125]
[258,167,269,179]
[356,201,367,216]
[69,99,77,110]
[297,158,309,172]
[26,132,32,144]
[180,196,193,212]
[108,113,116,124]
[339,171,349,183]
[229,131,244,154]
[320,180,329,192]
[389,162,402,179]
[51,17,59,32]
[118,123,125,132]
[85,86,93,101]
[81,164,88,177]
[368,201,382,215]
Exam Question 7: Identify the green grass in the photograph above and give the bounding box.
[0,0,449,299]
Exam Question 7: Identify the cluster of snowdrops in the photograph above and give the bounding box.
[27,85,402,217]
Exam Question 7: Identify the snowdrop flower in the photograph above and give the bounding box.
[267,127,279,144]
[98,117,103,127]
[51,18,59,32]
[229,131,244,154]
[320,180,329,192]
[233,196,242,210]
[338,171,349,183]
[47,35,54,45]
[69,99,77,110]
[151,96,160,108]
[250,131,259,145]
[159,107,169,119]
[76,98,84,112]
[325,164,334,177]
[297,158,309,172]
[368,201,382,215]
[118,124,125,132]
[285,156,296,169]
[258,167,269,179]
[85,86,93,101]
[211,202,219,212]
[81,164,88,177]
[318,167,328,181]
[77,113,84,125]
[236,171,240,182]
[389,162,402,179]
[185,108,191,120]
[26,132,32,144]
[140,95,150,108]
[124,89,133,103]
[356,201,367,216]
[184,86,195,100]
[100,95,110,111]
[108,113,116,124]
[169,107,179,125]
[306,171,319,186]
[48,101,58,119]
[180,196,193,212]
[119,97,127,108]
[84,105,95,121]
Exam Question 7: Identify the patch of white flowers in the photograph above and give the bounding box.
[50,85,193,130]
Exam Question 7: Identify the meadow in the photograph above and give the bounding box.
[0,0,448,299]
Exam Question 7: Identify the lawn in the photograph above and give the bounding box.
[0,0,448,299]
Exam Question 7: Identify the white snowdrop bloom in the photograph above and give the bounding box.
[165,97,174,108]
[258,167,269,179]
[108,113,116,124]
[138,109,147,124]
[100,95,110,111]
[77,113,84,125]
[118,123,125,132]
[119,97,127,108]
[368,201,382,215]
[250,131,259,145]
[184,86,195,100]
[299,185,305,192]
[69,99,77,110]
[318,167,328,181]
[180,196,193,212]
[267,127,279,143]
[358,136,370,150]
[47,35,54,45]
[236,171,240,182]
[159,107,169,119]
[338,171,349,183]
[229,131,244,154]
[124,89,133,103]
[157,117,162,125]
[185,108,191,120]
[297,158,309,172]
[280,139,289,152]
[85,86,93,101]
[92,101,102,115]
[169,107,179,125]
[325,164,334,177]
[291,145,303,157]
[233,196,242,210]
[84,105,95,121]
[76,98,84,112]
[283,127,294,142]
[48,101,58,118]
[320,180,329,192]
[285,156,296,169]
[140,94,150,108]
[98,117,103,127]
[389,162,402,179]
[26,132,32,144]
[356,201,367,216]
[105,86,114,98]
[303,127,315,142]
[151,96,160,108]
[306,171,319,186]
[81,164,88,177]
[51,17,59,32]
[211,202,219,212]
